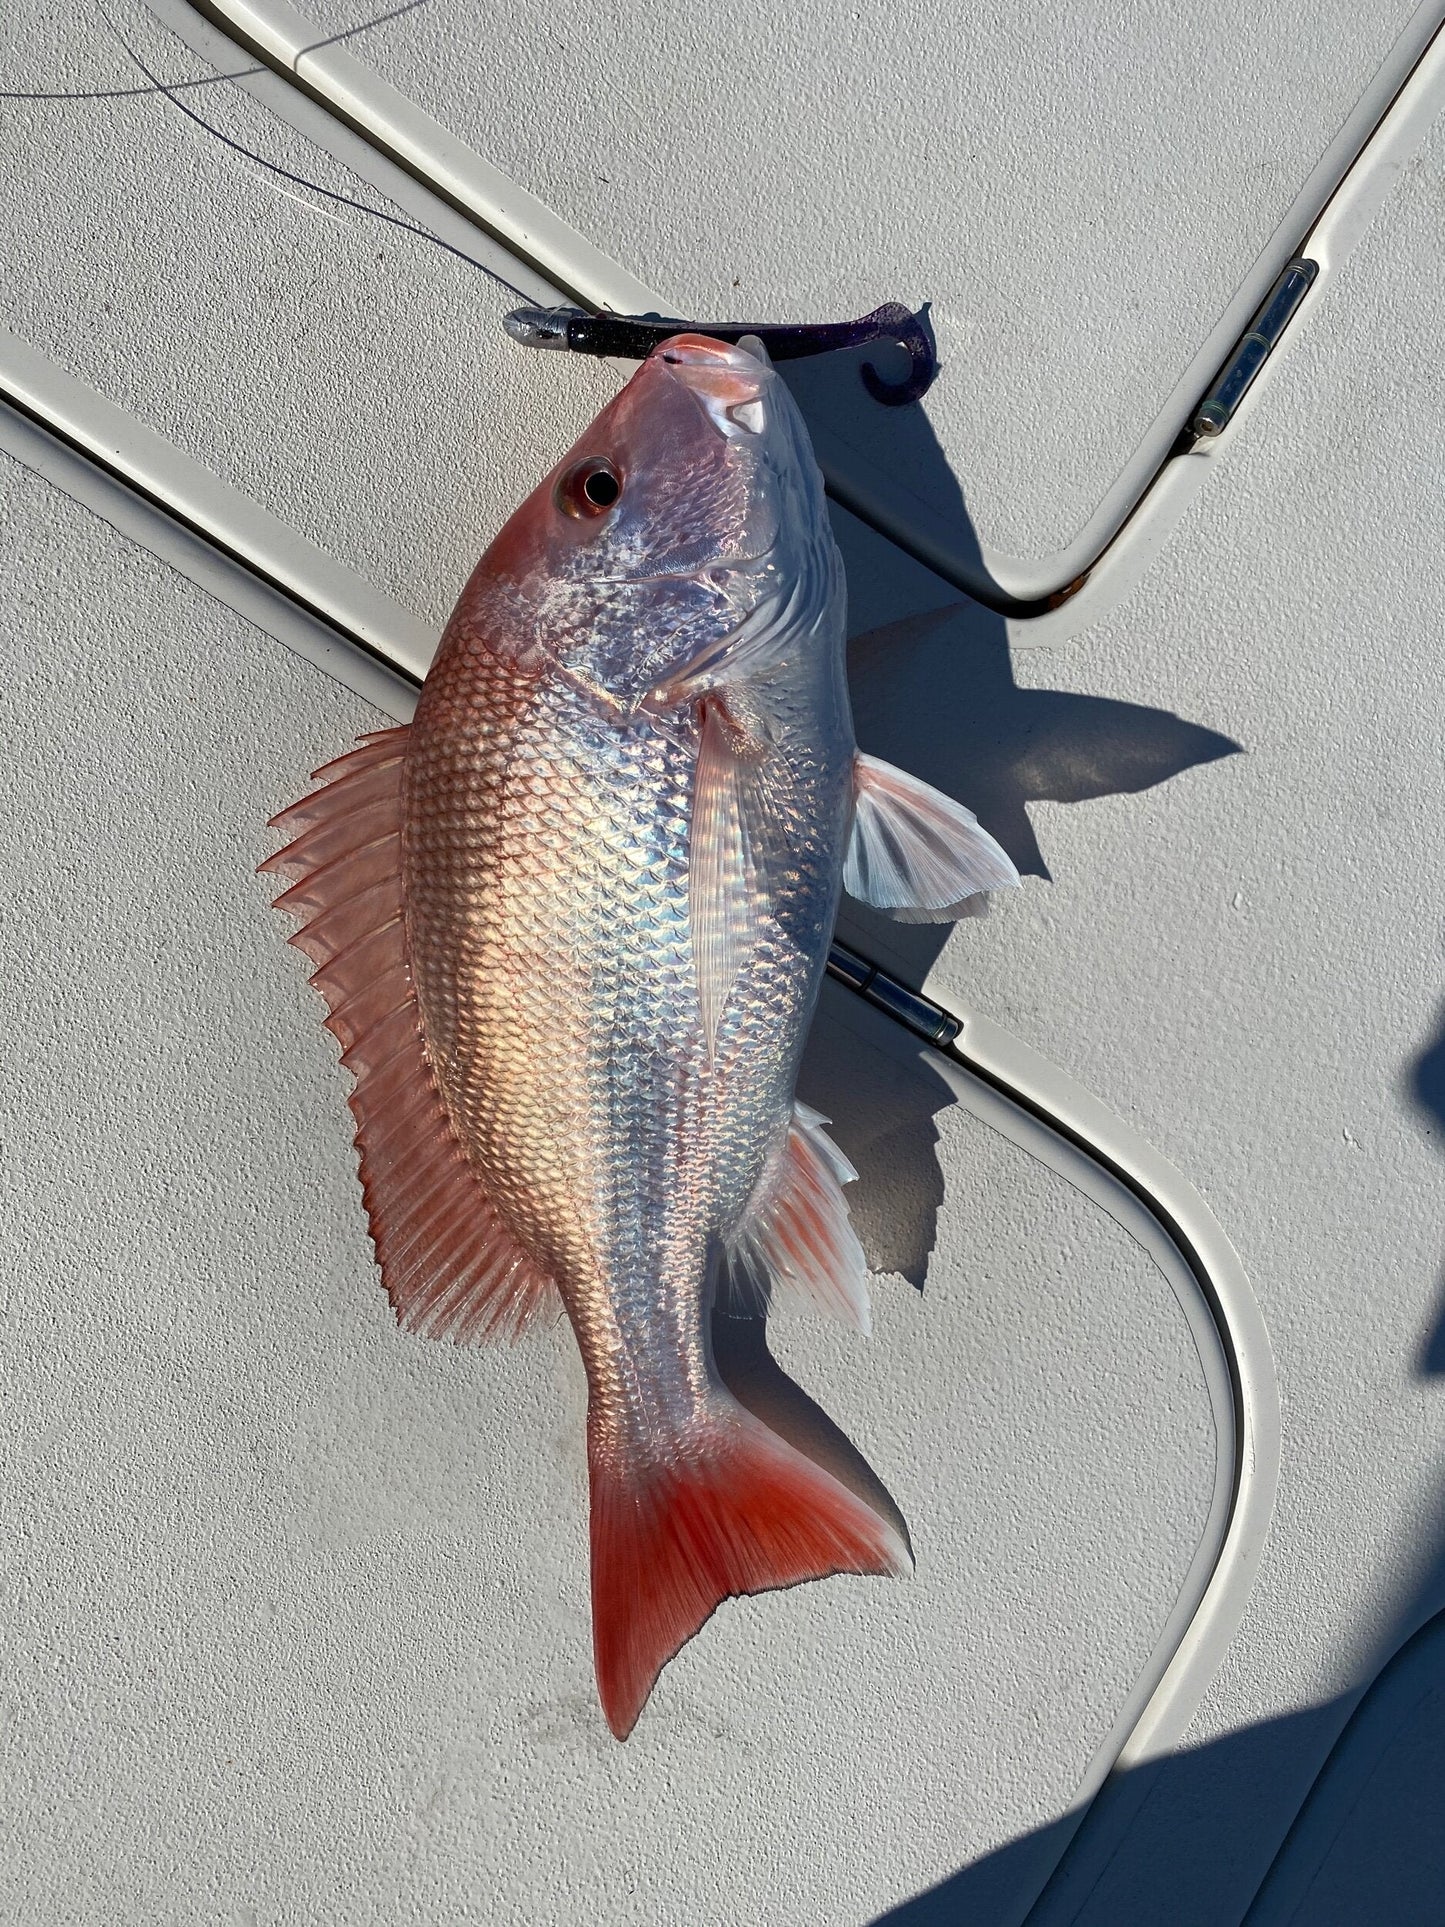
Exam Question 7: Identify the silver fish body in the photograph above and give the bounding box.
[404,361,851,1449]
[268,332,1017,1737]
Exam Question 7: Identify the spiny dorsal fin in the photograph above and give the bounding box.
[725,1101,871,1333]
[845,752,1019,920]
[263,728,558,1344]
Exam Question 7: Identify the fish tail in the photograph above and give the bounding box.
[588,1397,912,1740]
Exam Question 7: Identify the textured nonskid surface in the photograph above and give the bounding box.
[284,0,1418,564]
[0,458,1212,1922]
[852,117,1445,1925]
[0,0,620,629]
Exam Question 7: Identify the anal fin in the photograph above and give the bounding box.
[264,729,559,1344]
[726,1101,871,1333]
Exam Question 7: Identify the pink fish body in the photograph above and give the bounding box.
[266,336,1017,1736]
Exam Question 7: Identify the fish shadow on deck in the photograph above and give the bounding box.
[713,980,960,1551]
[781,332,1242,990]
[778,335,1241,1228]
[755,340,1445,1923]
[704,338,1247,1552]
[1408,1001,1445,1375]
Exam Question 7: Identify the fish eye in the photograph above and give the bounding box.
[557,457,622,519]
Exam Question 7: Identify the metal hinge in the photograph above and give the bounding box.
[826,940,962,1047]
[1191,258,1319,439]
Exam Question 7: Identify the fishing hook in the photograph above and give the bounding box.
[503,302,937,406]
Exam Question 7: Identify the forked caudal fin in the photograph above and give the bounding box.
[589,1399,911,1740]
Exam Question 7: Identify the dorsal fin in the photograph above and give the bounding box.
[262,729,558,1344]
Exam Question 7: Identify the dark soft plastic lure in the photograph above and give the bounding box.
[503,301,937,405]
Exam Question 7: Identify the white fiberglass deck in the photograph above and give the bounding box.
[1,3,1443,1921]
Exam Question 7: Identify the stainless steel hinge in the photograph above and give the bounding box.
[1191,258,1319,439]
[827,940,962,1047]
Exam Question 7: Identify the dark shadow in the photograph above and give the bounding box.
[1409,1005,1445,1376]
[874,1705,1346,1927]
[846,597,1241,889]
[776,343,1241,990]
[800,984,960,1290]
[785,336,1001,594]
[874,1499,1445,1926]
[772,342,1442,1927]
[710,982,962,1556]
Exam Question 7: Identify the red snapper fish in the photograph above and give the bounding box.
[264,334,1017,1738]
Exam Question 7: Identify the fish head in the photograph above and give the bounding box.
[473,335,841,710]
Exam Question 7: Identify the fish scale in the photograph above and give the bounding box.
[405,617,837,1461]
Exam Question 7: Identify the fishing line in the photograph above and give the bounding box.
[89,0,538,303]
[82,2,936,410]
[0,69,258,102]
[9,0,428,100]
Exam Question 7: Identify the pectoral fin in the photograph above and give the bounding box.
[690,697,772,1057]
[845,752,1019,919]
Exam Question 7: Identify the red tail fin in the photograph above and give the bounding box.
[589,1403,911,1739]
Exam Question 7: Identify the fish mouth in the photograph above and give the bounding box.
[601,340,804,588]
[653,334,829,548]
[585,333,822,610]
[653,334,774,442]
